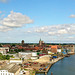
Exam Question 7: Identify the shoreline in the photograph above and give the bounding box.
[36,56,65,75]
[35,53,75,75]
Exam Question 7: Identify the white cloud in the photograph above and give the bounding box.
[35,26,49,33]
[0,26,12,32]
[26,24,75,36]
[0,11,33,32]
[69,14,75,18]
[48,32,56,35]
[1,11,33,28]
[68,37,75,39]
[58,29,67,34]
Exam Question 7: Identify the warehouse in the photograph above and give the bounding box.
[0,64,21,75]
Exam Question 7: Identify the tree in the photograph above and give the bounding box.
[0,53,2,56]
[11,44,16,47]
[22,49,24,52]
[0,44,2,47]
[6,55,10,60]
[14,49,18,53]
[10,49,14,52]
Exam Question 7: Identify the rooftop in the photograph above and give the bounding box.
[0,64,20,73]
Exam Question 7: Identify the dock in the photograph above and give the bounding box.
[36,57,64,75]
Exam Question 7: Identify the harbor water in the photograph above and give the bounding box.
[36,55,75,75]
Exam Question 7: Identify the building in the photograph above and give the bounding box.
[18,52,32,59]
[31,52,38,60]
[10,60,22,64]
[39,39,44,46]
[48,51,54,55]
[68,45,75,53]
[51,45,57,53]
[21,40,24,45]
[0,47,9,54]
[57,49,62,53]
[0,64,21,75]
[63,45,75,53]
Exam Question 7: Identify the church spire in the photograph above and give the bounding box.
[40,38,41,41]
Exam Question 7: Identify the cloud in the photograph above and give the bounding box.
[0,11,33,32]
[35,26,48,33]
[0,23,75,43]
[69,14,75,18]
[58,29,68,34]
[26,24,75,36]
[0,26,12,32]
[48,32,56,35]
[0,0,9,3]
[68,37,75,39]
[27,30,32,33]
[1,11,33,28]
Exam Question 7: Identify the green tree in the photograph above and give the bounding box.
[6,55,10,60]
[14,49,18,53]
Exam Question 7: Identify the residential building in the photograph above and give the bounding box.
[0,47,9,54]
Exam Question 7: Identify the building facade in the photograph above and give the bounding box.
[0,70,14,75]
[0,47,9,54]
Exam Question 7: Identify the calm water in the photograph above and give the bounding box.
[36,55,75,75]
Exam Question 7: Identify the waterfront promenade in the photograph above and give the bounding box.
[36,57,64,75]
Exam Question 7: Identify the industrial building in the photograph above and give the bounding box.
[0,64,21,75]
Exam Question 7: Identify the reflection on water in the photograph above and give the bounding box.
[36,55,75,75]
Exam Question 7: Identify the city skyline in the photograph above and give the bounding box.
[0,0,75,43]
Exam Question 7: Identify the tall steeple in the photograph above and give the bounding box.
[39,38,41,41]
[39,38,43,46]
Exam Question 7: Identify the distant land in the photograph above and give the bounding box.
[0,43,75,45]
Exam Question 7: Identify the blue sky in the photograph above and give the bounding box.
[0,0,75,43]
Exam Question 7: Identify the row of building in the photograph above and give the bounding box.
[0,40,75,75]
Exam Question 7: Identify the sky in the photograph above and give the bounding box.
[0,0,75,43]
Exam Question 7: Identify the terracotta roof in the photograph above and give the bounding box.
[51,46,57,49]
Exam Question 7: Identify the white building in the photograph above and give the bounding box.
[18,52,38,60]
[48,51,54,55]
[18,52,32,59]
[0,70,14,75]
[0,47,9,54]
[10,60,22,64]
[57,49,62,53]
[32,52,37,56]
[31,52,38,60]
[0,64,21,75]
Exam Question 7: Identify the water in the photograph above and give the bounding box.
[36,55,75,75]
